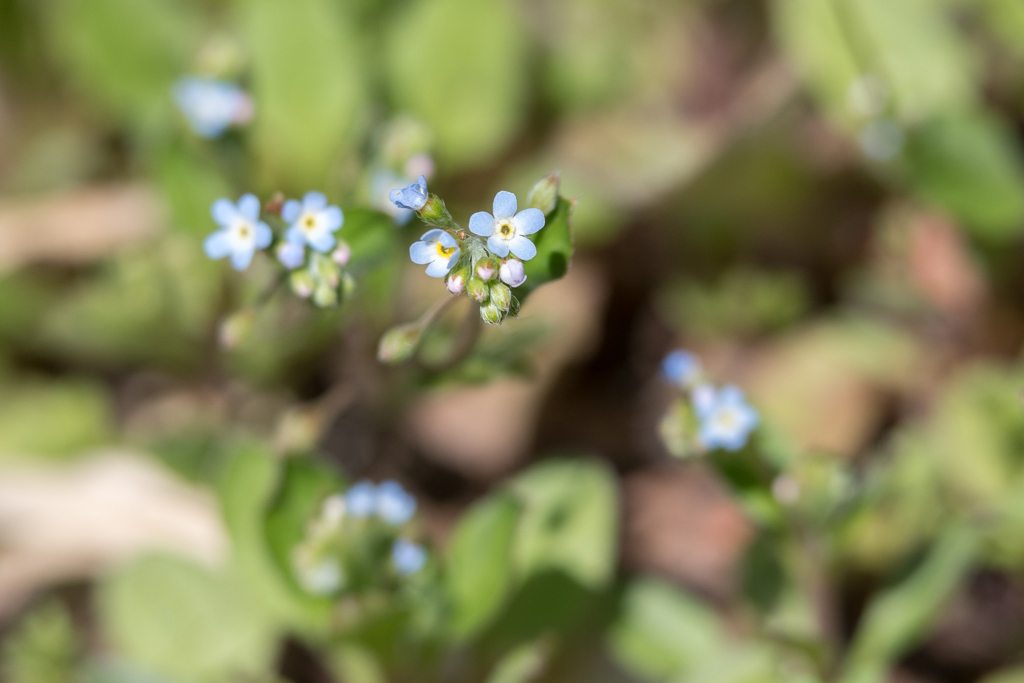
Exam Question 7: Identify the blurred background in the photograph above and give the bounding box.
[3,0,1024,682]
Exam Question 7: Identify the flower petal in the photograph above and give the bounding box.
[210,198,236,227]
[238,194,261,221]
[286,225,306,246]
[254,222,273,249]
[409,240,435,264]
[437,231,458,249]
[282,199,302,223]
[487,236,511,257]
[417,175,427,192]
[203,230,232,259]
[512,208,545,235]
[425,258,453,278]
[445,248,461,269]
[469,212,495,237]
[303,191,327,211]
[420,229,444,242]
[507,235,537,261]
[323,206,344,232]
[309,231,336,253]
[492,191,517,219]
[230,248,255,271]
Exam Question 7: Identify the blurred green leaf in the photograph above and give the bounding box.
[841,524,979,683]
[98,554,276,682]
[1,600,80,683]
[244,0,367,187]
[518,197,574,301]
[446,493,521,639]
[905,113,1024,240]
[981,0,1024,58]
[0,378,114,458]
[46,0,198,123]
[156,145,233,236]
[484,640,550,683]
[980,666,1024,683]
[386,0,528,168]
[608,578,724,681]
[510,458,617,589]
[329,644,387,683]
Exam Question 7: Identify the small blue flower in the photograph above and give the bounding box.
[276,241,305,270]
[204,194,273,271]
[662,350,700,387]
[376,480,416,526]
[694,385,759,452]
[469,191,545,261]
[282,192,344,253]
[389,175,428,211]
[410,229,460,278]
[372,170,415,225]
[392,539,427,576]
[345,481,377,518]
[173,77,252,139]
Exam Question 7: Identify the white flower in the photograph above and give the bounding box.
[409,229,460,278]
[469,191,545,260]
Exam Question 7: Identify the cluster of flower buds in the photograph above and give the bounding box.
[203,191,354,309]
[291,479,427,597]
[391,173,560,325]
[659,349,760,457]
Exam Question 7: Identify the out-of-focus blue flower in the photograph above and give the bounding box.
[173,77,252,139]
[204,194,272,271]
[371,170,415,225]
[376,480,416,526]
[389,175,428,211]
[410,229,460,278]
[694,385,759,452]
[662,350,700,387]
[276,240,305,270]
[282,192,344,253]
[469,191,545,261]
[345,481,378,518]
[392,539,427,575]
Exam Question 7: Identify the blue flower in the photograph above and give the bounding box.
[469,191,545,260]
[276,241,305,270]
[392,539,426,575]
[389,175,428,211]
[662,350,700,387]
[372,170,415,225]
[410,229,460,278]
[694,385,759,452]
[282,192,344,253]
[376,480,417,526]
[173,77,252,139]
[204,194,272,271]
[345,481,378,518]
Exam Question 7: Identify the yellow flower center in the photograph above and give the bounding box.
[497,220,514,238]
[436,242,455,257]
[238,225,250,238]
[303,215,317,231]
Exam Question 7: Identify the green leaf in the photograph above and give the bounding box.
[46,0,198,123]
[905,113,1024,240]
[156,144,233,236]
[0,379,114,459]
[608,578,725,682]
[518,197,574,301]
[510,458,618,589]
[980,666,1024,683]
[484,640,550,683]
[841,524,979,683]
[386,0,528,168]
[446,493,521,639]
[98,554,276,682]
[1,600,80,683]
[243,0,366,187]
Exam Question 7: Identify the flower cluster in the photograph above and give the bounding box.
[173,77,253,139]
[393,173,559,325]
[291,479,427,596]
[203,192,354,309]
[659,349,759,456]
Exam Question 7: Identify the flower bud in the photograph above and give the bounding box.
[466,278,489,303]
[378,323,422,364]
[499,258,527,287]
[311,253,340,288]
[313,281,338,308]
[290,269,315,298]
[332,241,351,266]
[341,272,356,299]
[479,301,504,325]
[418,194,459,230]
[527,171,560,215]
[218,308,255,349]
[475,257,498,281]
[489,282,512,312]
[446,267,468,295]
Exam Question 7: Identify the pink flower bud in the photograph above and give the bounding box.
[499,258,527,287]
[332,242,351,266]
[446,272,465,294]
[476,258,497,281]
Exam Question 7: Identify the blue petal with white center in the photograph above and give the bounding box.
[203,194,272,271]
[390,175,429,211]
[392,539,427,575]
[469,191,546,261]
[345,481,377,518]
[283,191,344,253]
[409,229,460,278]
[173,77,252,139]
[695,385,759,452]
